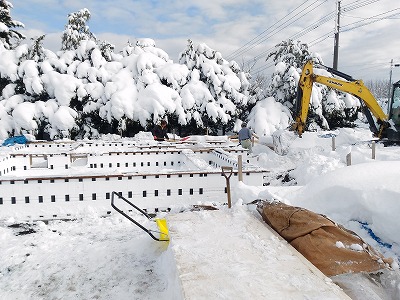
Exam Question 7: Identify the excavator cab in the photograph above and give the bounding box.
[389,81,400,126]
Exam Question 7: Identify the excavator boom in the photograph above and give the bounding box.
[294,60,390,139]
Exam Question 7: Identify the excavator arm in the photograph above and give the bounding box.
[294,60,389,138]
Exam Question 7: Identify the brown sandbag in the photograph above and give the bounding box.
[257,201,392,277]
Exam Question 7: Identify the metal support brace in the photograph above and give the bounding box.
[111,191,169,241]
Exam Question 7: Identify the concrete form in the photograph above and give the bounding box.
[0,139,267,220]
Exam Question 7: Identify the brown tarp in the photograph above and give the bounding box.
[257,201,392,277]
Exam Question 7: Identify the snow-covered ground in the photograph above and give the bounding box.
[1,128,400,299]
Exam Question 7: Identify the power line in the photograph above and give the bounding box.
[341,61,394,68]
[308,30,334,47]
[230,0,382,63]
[249,45,389,75]
[248,0,380,66]
[226,0,313,60]
[339,0,382,12]
[246,3,332,64]
[248,0,392,77]
[242,1,328,49]
[309,7,399,47]
[342,13,399,20]
[227,0,327,61]
[341,8,400,32]
[307,7,400,49]
[247,9,335,66]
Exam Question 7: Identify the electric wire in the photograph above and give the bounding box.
[248,10,337,73]
[342,13,399,20]
[309,7,400,47]
[229,0,382,63]
[250,6,334,62]
[226,0,313,60]
[247,0,396,76]
[341,8,400,32]
[344,0,382,11]
[226,0,327,61]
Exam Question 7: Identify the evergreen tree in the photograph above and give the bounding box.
[23,34,50,105]
[0,0,25,49]
[179,40,251,134]
[26,35,46,62]
[266,39,320,109]
[266,39,328,131]
[65,40,108,138]
[61,8,96,51]
[266,39,359,132]
[365,79,390,100]
[98,40,115,62]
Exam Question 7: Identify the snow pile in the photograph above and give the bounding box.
[1,128,400,299]
[0,213,170,299]
[238,128,400,266]
[288,161,400,248]
[248,97,291,136]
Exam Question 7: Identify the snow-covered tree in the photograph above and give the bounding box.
[133,39,190,134]
[366,79,390,100]
[0,0,24,49]
[265,40,328,131]
[266,40,320,109]
[61,8,96,51]
[0,37,254,140]
[179,40,251,134]
[26,35,46,62]
[0,7,258,141]
[266,39,360,132]
[98,40,115,62]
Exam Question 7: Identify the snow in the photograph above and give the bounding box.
[1,128,400,299]
[0,6,399,297]
[0,38,255,140]
[12,102,38,131]
[167,208,349,299]
[0,33,357,143]
[51,106,78,132]
[336,241,345,249]
[0,215,168,299]
[0,22,9,33]
[288,161,400,246]
[41,71,82,106]
[248,96,291,136]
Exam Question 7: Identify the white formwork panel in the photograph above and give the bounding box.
[0,153,31,175]
[0,171,265,219]
[86,151,189,172]
[0,140,267,219]
[46,153,70,169]
[0,155,13,176]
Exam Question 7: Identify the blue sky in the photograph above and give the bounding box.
[10,0,400,81]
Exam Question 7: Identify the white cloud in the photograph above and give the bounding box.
[11,0,400,81]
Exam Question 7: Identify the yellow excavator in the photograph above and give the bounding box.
[293,60,400,143]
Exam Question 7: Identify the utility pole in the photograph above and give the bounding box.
[388,59,394,101]
[387,59,400,115]
[333,0,341,70]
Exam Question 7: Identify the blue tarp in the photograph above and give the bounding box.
[2,135,28,146]
[357,220,392,249]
